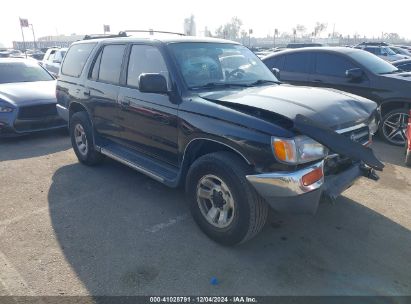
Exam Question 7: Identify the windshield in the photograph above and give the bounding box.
[383,47,396,56]
[0,61,54,84]
[348,50,400,74]
[168,42,278,89]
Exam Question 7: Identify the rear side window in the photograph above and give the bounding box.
[315,53,356,77]
[98,44,126,84]
[283,53,310,73]
[263,55,284,70]
[126,45,169,88]
[61,43,95,77]
[364,47,378,55]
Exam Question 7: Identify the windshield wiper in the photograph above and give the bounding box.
[189,82,250,89]
[380,69,402,75]
[249,79,281,86]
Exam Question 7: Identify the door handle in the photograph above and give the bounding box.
[313,79,323,83]
[83,89,90,96]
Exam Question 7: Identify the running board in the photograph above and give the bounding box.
[96,146,178,186]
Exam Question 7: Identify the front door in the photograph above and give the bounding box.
[117,44,179,167]
[309,52,372,99]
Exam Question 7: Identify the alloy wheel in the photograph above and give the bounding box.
[196,174,235,229]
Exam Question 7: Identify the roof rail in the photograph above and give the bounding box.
[119,30,185,36]
[83,32,128,40]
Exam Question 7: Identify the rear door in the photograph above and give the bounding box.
[279,52,312,85]
[117,44,179,166]
[84,44,127,143]
[309,52,371,98]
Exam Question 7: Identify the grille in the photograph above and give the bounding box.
[340,126,370,145]
[18,104,58,120]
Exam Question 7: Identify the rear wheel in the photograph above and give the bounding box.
[70,111,103,165]
[186,151,268,246]
[380,108,409,146]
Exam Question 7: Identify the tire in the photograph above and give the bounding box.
[70,111,103,166]
[406,148,411,167]
[379,108,409,146]
[186,151,269,246]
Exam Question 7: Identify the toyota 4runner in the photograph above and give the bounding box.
[56,33,383,245]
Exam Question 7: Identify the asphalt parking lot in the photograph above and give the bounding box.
[0,130,410,296]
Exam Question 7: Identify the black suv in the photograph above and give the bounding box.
[263,47,411,146]
[56,35,382,245]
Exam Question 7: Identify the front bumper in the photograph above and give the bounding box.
[246,160,377,214]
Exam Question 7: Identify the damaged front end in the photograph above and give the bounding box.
[246,114,384,214]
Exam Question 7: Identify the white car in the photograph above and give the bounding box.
[360,46,409,62]
[41,48,67,76]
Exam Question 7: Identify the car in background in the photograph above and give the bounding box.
[392,59,411,72]
[286,43,323,49]
[263,47,411,146]
[355,45,409,62]
[41,48,67,76]
[389,46,411,57]
[0,58,66,137]
[405,110,411,166]
[254,50,272,58]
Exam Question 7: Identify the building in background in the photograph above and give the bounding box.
[184,15,196,36]
[13,34,84,50]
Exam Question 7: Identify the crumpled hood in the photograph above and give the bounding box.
[0,80,57,106]
[199,84,377,130]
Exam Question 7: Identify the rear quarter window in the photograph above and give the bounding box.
[61,43,96,77]
[263,55,284,70]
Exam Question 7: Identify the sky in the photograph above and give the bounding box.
[1,0,410,47]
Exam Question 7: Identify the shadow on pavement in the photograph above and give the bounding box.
[371,137,407,168]
[0,129,70,161]
[48,160,411,296]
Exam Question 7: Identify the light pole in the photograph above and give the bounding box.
[29,24,37,49]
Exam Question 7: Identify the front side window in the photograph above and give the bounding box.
[0,61,54,84]
[168,42,277,88]
[348,50,399,74]
[283,53,310,73]
[98,44,126,84]
[127,45,169,88]
[61,43,96,77]
[315,53,356,77]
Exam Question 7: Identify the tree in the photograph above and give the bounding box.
[295,24,306,37]
[313,22,327,37]
[184,15,196,36]
[215,17,243,40]
[384,32,400,41]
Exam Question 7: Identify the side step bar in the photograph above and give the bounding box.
[100,147,165,183]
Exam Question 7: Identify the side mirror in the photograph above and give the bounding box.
[271,68,280,79]
[138,73,168,94]
[346,68,364,82]
[382,53,388,56]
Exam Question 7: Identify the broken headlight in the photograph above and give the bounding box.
[272,135,328,164]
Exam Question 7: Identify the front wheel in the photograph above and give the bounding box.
[186,152,269,246]
[379,108,409,146]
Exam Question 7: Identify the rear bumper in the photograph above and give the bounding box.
[246,160,376,214]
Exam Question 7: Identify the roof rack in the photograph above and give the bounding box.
[119,30,185,36]
[357,42,389,46]
[83,32,128,40]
